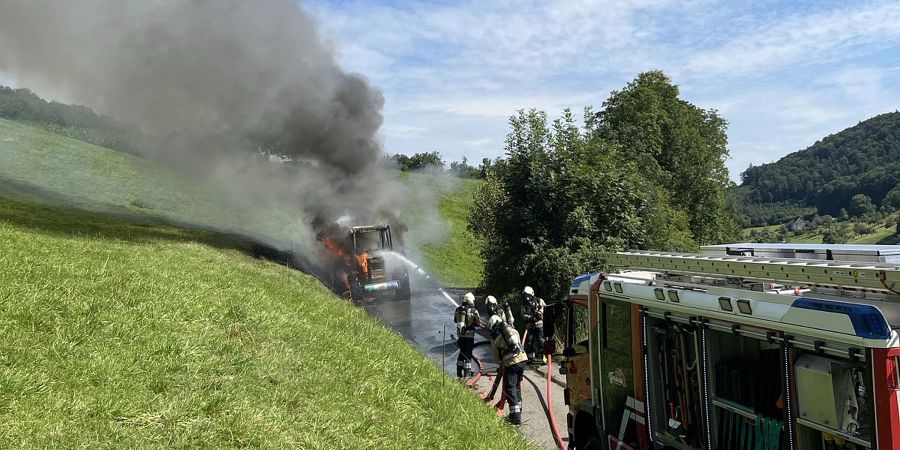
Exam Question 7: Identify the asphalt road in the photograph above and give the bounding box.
[362,285,568,450]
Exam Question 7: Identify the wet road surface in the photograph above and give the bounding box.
[362,284,568,450]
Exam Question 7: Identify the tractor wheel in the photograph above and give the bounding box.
[350,275,365,305]
[394,271,411,301]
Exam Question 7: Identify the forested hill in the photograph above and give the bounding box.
[738,111,900,217]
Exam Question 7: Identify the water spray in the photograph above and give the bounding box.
[383,251,459,307]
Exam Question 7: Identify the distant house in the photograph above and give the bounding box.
[788,217,808,232]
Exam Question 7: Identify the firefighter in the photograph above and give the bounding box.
[485,295,515,325]
[521,286,547,364]
[454,292,481,379]
[489,314,528,425]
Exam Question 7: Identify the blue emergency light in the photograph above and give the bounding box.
[571,273,597,289]
[792,297,891,340]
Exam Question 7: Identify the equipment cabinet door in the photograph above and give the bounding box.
[565,301,592,410]
[598,297,638,445]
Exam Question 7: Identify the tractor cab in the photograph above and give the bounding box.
[348,224,411,303]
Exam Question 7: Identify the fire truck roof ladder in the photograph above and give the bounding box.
[602,250,900,296]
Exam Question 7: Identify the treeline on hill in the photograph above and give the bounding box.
[0,86,147,155]
[470,71,739,302]
[735,112,900,225]
[387,151,486,178]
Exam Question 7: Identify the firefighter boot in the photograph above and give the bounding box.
[506,412,522,426]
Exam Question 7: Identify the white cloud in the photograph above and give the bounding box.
[308,0,900,181]
[685,1,900,78]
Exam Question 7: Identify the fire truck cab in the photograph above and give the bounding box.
[552,244,900,450]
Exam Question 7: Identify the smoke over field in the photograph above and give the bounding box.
[0,0,445,268]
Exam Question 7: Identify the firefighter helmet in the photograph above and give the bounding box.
[523,286,535,296]
[485,295,498,305]
[463,292,475,305]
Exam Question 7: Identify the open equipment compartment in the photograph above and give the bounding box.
[645,316,706,449]
[793,349,874,450]
[707,328,786,450]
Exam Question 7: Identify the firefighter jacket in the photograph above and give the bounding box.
[490,323,527,367]
[522,296,546,328]
[454,304,480,339]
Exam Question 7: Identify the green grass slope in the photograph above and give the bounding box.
[0,192,531,449]
[0,117,296,245]
[400,172,484,287]
[1,117,486,287]
[0,119,530,448]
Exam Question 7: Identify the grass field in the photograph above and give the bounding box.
[741,216,900,245]
[1,118,485,287]
[400,172,484,287]
[0,120,530,448]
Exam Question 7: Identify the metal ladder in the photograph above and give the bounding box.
[601,250,900,294]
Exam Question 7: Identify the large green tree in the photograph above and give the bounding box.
[470,72,739,301]
[470,108,695,301]
[596,71,737,243]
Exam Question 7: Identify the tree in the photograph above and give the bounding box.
[849,194,876,217]
[596,70,737,244]
[853,222,874,235]
[839,208,849,221]
[822,225,852,244]
[449,157,480,178]
[390,151,445,171]
[882,184,900,212]
[470,109,697,301]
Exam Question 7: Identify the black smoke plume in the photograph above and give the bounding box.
[0,0,401,263]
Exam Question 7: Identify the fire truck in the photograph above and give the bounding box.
[550,244,900,450]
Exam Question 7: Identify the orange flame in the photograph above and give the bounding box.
[318,235,350,263]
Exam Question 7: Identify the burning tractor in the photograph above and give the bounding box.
[318,223,411,304]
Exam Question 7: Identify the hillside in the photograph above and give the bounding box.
[0,191,529,448]
[1,117,483,287]
[736,111,900,224]
[0,119,526,448]
[400,172,483,287]
[0,86,146,155]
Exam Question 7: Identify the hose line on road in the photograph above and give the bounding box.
[545,355,567,450]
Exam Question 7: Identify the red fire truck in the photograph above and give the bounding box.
[551,244,900,450]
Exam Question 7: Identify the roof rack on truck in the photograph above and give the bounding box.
[600,247,900,296]
[701,243,900,264]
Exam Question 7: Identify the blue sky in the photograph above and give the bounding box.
[305,0,900,181]
[2,1,898,182]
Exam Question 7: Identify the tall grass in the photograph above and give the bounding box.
[0,192,531,449]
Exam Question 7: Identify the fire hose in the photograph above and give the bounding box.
[471,324,568,449]
[486,327,527,409]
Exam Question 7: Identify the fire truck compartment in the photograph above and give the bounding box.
[708,328,786,450]
[794,352,874,449]
[645,316,706,449]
